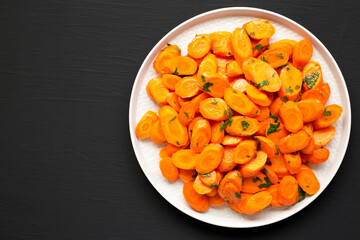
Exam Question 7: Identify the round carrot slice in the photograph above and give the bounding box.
[225,116,260,136]
[243,19,275,40]
[218,170,243,204]
[196,144,224,174]
[199,98,229,121]
[295,164,320,195]
[188,34,212,59]
[135,111,158,139]
[233,140,257,164]
[159,158,179,181]
[183,181,209,212]
[239,150,267,178]
[171,149,198,170]
[278,176,299,206]
[279,101,303,133]
[313,126,336,149]
[313,104,343,129]
[292,39,313,69]
[297,99,324,123]
[190,119,211,153]
[175,76,201,98]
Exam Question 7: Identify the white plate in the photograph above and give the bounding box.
[129,7,351,228]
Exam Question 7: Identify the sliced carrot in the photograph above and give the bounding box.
[313,104,343,129]
[150,119,166,144]
[161,74,182,90]
[242,172,270,193]
[284,152,302,174]
[190,92,210,114]
[258,48,289,68]
[242,57,281,92]
[199,170,222,188]
[256,118,275,136]
[183,181,209,212]
[224,88,260,117]
[269,39,296,58]
[209,193,227,206]
[278,129,311,153]
[179,169,197,183]
[221,135,243,146]
[190,119,211,153]
[163,44,182,55]
[188,34,212,59]
[229,78,248,92]
[166,92,181,112]
[243,19,275,40]
[233,140,256,164]
[266,184,284,207]
[206,188,218,197]
[164,56,198,75]
[266,121,289,146]
[297,99,324,123]
[292,39,313,69]
[158,106,188,146]
[193,175,213,194]
[198,73,229,98]
[226,61,243,77]
[227,193,252,213]
[225,116,260,136]
[245,84,272,106]
[217,57,233,79]
[198,53,217,77]
[147,78,170,105]
[231,27,253,66]
[279,101,303,133]
[253,37,269,57]
[302,61,323,91]
[199,97,229,121]
[295,164,320,195]
[278,176,299,206]
[159,143,180,159]
[269,97,284,116]
[196,144,224,174]
[313,126,336,149]
[239,150,267,178]
[188,116,204,137]
[177,96,188,107]
[159,157,179,181]
[269,154,290,178]
[242,191,272,214]
[263,164,279,185]
[175,76,201,98]
[319,82,331,105]
[256,136,279,158]
[217,146,237,172]
[210,121,225,144]
[218,170,243,204]
[301,137,315,155]
[303,148,330,164]
[254,106,270,122]
[153,48,180,74]
[178,101,196,126]
[172,149,198,170]
[278,63,302,101]
[135,111,158,140]
[211,31,233,57]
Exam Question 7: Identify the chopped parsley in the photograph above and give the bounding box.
[283,96,289,101]
[246,155,251,158]
[201,75,206,82]
[298,187,306,201]
[167,43,172,46]
[184,111,189,119]
[199,173,211,177]
[169,116,177,123]
[323,108,332,116]
[258,177,272,189]
[252,136,261,150]
[203,82,213,92]
[278,63,288,69]
[285,86,293,93]
[224,197,228,201]
[235,192,241,198]
[211,99,218,105]
[295,85,300,89]
[190,129,193,136]
[276,53,284,59]
[173,68,178,75]
[303,72,320,89]
[210,184,219,188]
[260,56,269,63]
[252,177,262,183]
[254,80,269,88]
[263,168,268,174]
[269,114,279,123]
[254,43,265,50]
[241,120,250,131]
[219,107,233,132]
[174,46,181,52]
[275,145,279,156]
[267,122,281,135]
[176,141,180,145]
[228,52,231,55]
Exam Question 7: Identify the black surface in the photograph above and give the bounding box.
[0,0,359,239]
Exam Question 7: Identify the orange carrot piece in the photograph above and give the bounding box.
[224,88,260,117]
[159,106,188,146]
[199,170,222,188]
[269,154,290,178]
[164,56,198,76]
[206,188,218,197]
[301,137,315,155]
[198,53,217,77]
[193,175,213,194]
[218,170,243,204]
[150,119,166,144]
[227,193,252,213]
[292,39,313,69]
[279,101,303,133]
[147,78,170,105]
[171,149,198,170]
[159,143,181,159]
[258,48,289,68]
[226,61,243,77]
[263,164,279,185]
[297,99,324,123]
[210,121,225,144]
[284,152,302,174]
[256,118,275,136]
[135,111,158,139]
[313,104,343,129]
[211,31,233,57]
[208,193,227,206]
[199,97,229,121]
[183,181,209,212]
[245,84,272,106]
[190,119,211,153]
[278,176,299,206]
[221,135,243,146]
[303,148,330,164]
[198,73,229,98]
[266,121,289,146]
[266,184,284,207]
[196,144,224,174]
[302,61,323,91]
[239,151,267,178]
[225,116,260,136]
[269,39,296,58]
[243,19,275,40]
[319,82,331,105]
[313,126,336,149]
[177,96,188,107]
[178,101,196,126]
[179,169,197,183]
[253,38,269,57]
[161,74,182,91]
[233,140,257,164]
[153,47,180,74]
[229,78,248,92]
[242,172,270,193]
[269,97,284,116]
[175,76,201,98]
[296,164,320,195]
[254,106,270,122]
[159,158,179,181]
[217,146,237,172]
[188,34,212,59]
[278,63,302,101]
[166,92,181,112]
[242,191,272,214]
[190,92,210,114]
[278,129,311,153]
[188,116,204,137]
[256,136,279,158]
[231,27,253,66]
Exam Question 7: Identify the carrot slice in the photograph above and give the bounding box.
[266,184,284,207]
[135,111,158,139]
[178,101,196,126]
[198,73,229,98]
[225,116,260,136]
[159,143,180,159]
[296,164,320,195]
[210,121,225,144]
[150,119,166,144]
[292,39,313,69]
[199,170,222,188]
[226,61,243,77]
[221,135,243,146]
[209,193,227,206]
[243,19,275,40]
[159,106,188,146]
[172,149,198,170]
[278,129,311,153]
[229,78,248,92]
[188,34,212,59]
[258,48,289,68]
[233,140,257,164]
[177,96,188,107]
[190,119,211,153]
[239,150,267,178]
[242,57,281,92]
[224,88,260,117]
[313,126,336,149]
[198,53,217,77]
[301,137,315,155]
[269,97,284,116]
[227,193,252,213]
[159,157,179,181]
[242,172,271,193]
[147,78,170,105]
[319,82,331,105]
[183,181,209,212]
[190,92,210,114]
[303,148,330,164]
[279,101,303,133]
[246,84,272,106]
[253,37,269,57]
[211,31,233,57]
[199,97,229,121]
[278,176,299,205]
[218,170,243,204]
[196,144,224,174]
[166,92,181,112]
[263,164,279,185]
[242,191,272,214]
[269,154,290,178]
[278,63,302,101]
[313,104,343,129]
[269,39,296,58]
[231,27,253,66]
[179,169,197,183]
[256,117,275,136]
[217,146,237,172]
[266,121,289,146]
[255,136,279,158]
[175,76,201,98]
[164,56,198,76]
[188,116,204,138]
[297,99,324,123]
[153,48,180,74]
[161,74,182,91]
[206,188,218,197]
[254,106,270,122]
[284,152,302,174]
[302,61,323,91]
[193,175,213,194]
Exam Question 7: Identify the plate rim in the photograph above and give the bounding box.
[128,7,352,228]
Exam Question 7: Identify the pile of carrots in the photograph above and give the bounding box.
[135,19,343,214]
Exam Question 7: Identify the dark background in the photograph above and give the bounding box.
[0,0,359,239]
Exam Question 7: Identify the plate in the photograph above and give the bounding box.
[129,7,351,228]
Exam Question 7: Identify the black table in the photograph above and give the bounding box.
[0,0,359,239]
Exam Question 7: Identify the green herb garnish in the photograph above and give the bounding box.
[323,108,331,116]
[267,122,281,135]
[298,187,306,201]
[303,72,320,89]
[199,173,211,177]
[260,56,269,63]
[241,120,250,131]
[285,86,293,93]
[258,177,272,189]
[276,53,284,59]
[169,116,177,123]
[173,68,178,75]
[235,192,241,198]
[201,75,206,82]
[254,44,265,50]
[211,99,218,105]
[203,82,213,92]
[184,111,189,119]
[254,80,269,88]
[210,184,219,188]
